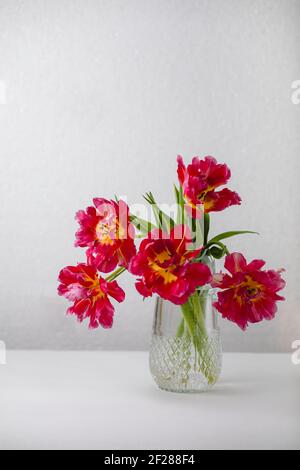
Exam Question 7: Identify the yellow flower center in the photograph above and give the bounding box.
[155,249,172,264]
[234,276,263,304]
[96,221,117,245]
[150,262,178,284]
[148,250,177,284]
[84,274,106,304]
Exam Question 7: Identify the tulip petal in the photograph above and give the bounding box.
[107,281,126,303]
[204,188,241,213]
[177,155,187,186]
[136,280,153,298]
[224,252,247,274]
[246,259,266,271]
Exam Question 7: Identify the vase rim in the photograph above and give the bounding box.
[155,286,217,305]
[196,286,217,294]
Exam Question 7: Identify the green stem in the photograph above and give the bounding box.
[191,292,206,336]
[105,267,126,283]
[176,319,185,338]
[180,302,197,338]
[180,292,216,385]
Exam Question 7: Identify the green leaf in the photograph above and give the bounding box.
[209,246,226,259]
[211,240,229,252]
[143,192,175,233]
[203,213,210,245]
[208,241,229,259]
[174,185,180,203]
[196,241,229,261]
[208,230,259,245]
[130,215,155,235]
[174,184,185,225]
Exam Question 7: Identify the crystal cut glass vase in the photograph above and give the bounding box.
[149,288,222,393]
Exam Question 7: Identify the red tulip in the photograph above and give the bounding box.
[75,198,136,273]
[212,252,285,330]
[58,263,125,329]
[130,225,212,305]
[177,155,241,214]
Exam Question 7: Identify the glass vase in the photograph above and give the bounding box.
[149,288,222,393]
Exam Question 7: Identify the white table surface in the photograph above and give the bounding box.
[0,351,299,450]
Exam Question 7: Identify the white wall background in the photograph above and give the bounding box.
[0,0,299,352]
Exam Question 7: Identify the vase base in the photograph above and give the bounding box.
[156,384,213,394]
[149,334,222,394]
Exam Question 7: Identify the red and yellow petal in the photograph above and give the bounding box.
[58,262,125,330]
[204,188,241,213]
[213,253,286,330]
[130,225,211,305]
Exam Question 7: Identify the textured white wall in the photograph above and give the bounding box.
[0,0,299,352]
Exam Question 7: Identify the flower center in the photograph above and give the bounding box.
[85,276,106,303]
[246,286,259,297]
[95,287,106,300]
[155,249,172,264]
[233,276,263,305]
[151,264,178,284]
[148,255,177,284]
[96,220,117,245]
[244,276,263,300]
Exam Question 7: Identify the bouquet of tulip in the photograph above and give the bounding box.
[58,155,285,389]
